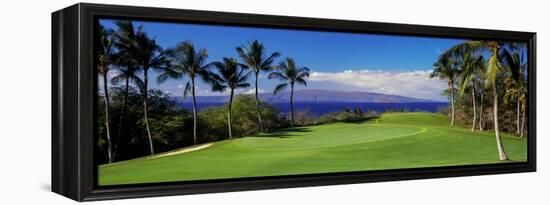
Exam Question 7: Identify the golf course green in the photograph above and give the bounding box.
[98,112,527,185]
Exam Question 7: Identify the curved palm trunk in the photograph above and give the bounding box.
[191,77,198,145]
[102,73,113,163]
[492,83,509,160]
[227,89,234,139]
[254,72,263,132]
[143,69,154,155]
[449,82,455,126]
[290,83,295,127]
[471,83,477,132]
[520,101,526,139]
[479,92,484,131]
[114,77,130,160]
[516,95,521,136]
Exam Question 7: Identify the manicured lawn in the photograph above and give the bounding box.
[99,112,527,185]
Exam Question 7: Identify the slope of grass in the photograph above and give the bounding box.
[99,112,527,185]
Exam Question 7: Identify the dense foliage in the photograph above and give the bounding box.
[446,76,528,135]
[97,89,284,163]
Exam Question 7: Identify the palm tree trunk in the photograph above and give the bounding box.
[471,82,477,132]
[479,92,484,131]
[114,77,130,160]
[492,83,509,160]
[290,83,295,127]
[102,73,113,163]
[520,102,526,139]
[449,82,455,126]
[254,72,263,132]
[143,69,154,155]
[516,95,521,136]
[227,89,234,139]
[192,77,198,145]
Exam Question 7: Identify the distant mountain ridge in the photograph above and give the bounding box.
[176,89,440,103]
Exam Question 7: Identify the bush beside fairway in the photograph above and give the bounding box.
[99,112,527,185]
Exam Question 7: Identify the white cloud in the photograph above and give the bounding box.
[192,88,264,96]
[309,69,448,101]
[241,88,266,95]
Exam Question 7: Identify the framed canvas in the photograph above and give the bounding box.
[52,3,536,201]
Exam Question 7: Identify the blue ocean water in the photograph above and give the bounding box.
[179,102,448,115]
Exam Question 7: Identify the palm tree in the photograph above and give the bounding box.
[111,21,143,160]
[211,58,252,139]
[501,47,527,137]
[131,23,168,155]
[268,57,310,127]
[457,51,485,131]
[478,67,486,131]
[504,78,522,136]
[445,41,511,160]
[158,41,215,145]
[236,40,281,132]
[430,55,458,126]
[98,24,115,163]
[519,89,527,139]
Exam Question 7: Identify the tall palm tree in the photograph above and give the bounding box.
[211,58,252,139]
[504,78,522,136]
[158,41,215,145]
[457,51,485,131]
[268,57,310,127]
[130,23,168,155]
[430,55,458,126]
[236,40,280,132]
[501,47,527,137]
[98,24,115,163]
[478,66,486,131]
[446,41,511,160]
[519,88,527,139]
[111,21,144,160]
[519,63,528,139]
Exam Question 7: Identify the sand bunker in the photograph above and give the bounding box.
[148,143,213,159]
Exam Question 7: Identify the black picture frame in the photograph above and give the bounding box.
[52,3,536,201]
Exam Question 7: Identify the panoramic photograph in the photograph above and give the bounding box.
[96,19,528,186]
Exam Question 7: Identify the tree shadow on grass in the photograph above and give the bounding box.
[256,127,312,138]
[342,116,380,124]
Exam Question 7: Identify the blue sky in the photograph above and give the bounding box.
[100,19,467,101]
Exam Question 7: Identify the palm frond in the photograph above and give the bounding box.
[260,52,281,70]
[183,81,192,98]
[267,72,288,81]
[295,78,307,86]
[157,68,182,84]
[235,71,252,86]
[458,72,472,96]
[129,74,144,89]
[273,83,288,95]
[211,82,227,92]
[485,52,500,88]
[235,83,251,89]
[236,40,280,73]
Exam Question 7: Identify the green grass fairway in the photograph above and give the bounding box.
[99,112,527,185]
